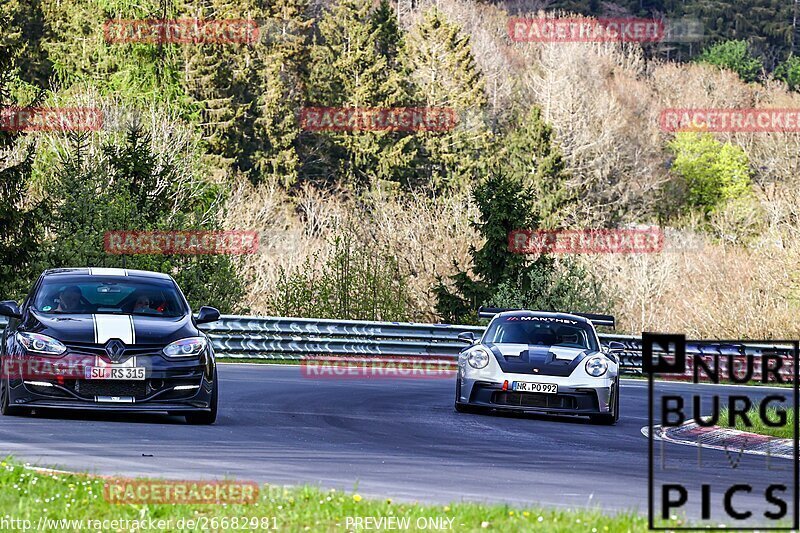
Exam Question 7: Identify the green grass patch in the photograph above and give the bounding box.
[0,457,660,531]
[718,406,795,439]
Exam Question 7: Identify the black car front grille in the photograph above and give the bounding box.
[73,380,147,398]
[63,342,165,358]
[491,391,577,409]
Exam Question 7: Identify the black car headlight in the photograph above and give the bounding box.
[585,356,609,377]
[467,347,491,369]
[163,337,207,358]
[16,332,67,356]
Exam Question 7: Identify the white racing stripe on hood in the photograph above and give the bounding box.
[492,344,528,357]
[93,314,135,344]
[88,267,128,276]
[492,343,586,361]
[548,346,586,360]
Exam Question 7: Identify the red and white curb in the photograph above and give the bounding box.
[642,422,794,460]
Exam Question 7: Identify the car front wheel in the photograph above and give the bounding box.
[0,377,24,417]
[454,378,483,414]
[590,378,620,425]
[185,371,218,425]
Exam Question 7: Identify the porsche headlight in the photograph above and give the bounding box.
[163,337,207,357]
[16,332,66,356]
[585,356,608,377]
[467,347,490,369]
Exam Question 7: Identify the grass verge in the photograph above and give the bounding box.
[0,457,657,532]
[718,406,795,439]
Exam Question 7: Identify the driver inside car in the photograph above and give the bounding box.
[55,285,86,313]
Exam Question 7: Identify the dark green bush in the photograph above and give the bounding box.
[40,125,245,313]
[695,40,762,83]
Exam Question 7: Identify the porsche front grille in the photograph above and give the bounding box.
[491,391,577,409]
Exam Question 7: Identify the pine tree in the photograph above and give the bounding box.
[0,0,51,85]
[305,0,413,188]
[470,168,535,289]
[0,57,46,300]
[433,167,531,323]
[373,0,403,68]
[251,0,313,187]
[45,124,245,312]
[180,0,240,172]
[497,107,573,229]
[433,106,579,323]
[695,39,764,82]
[402,8,490,190]
[177,0,276,176]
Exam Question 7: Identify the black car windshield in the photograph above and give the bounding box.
[32,276,188,317]
[483,316,599,351]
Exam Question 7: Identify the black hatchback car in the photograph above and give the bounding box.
[0,268,220,424]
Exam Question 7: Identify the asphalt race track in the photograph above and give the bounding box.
[0,363,794,517]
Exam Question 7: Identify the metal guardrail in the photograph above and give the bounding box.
[176,317,800,377]
[197,315,652,373]
[1,314,795,376]
[200,316,485,361]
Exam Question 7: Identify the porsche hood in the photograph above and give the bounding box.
[485,343,597,377]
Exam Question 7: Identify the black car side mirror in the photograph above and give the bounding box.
[0,300,21,319]
[195,306,221,325]
[607,341,625,354]
[457,331,476,344]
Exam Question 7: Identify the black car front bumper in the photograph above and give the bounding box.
[5,351,215,412]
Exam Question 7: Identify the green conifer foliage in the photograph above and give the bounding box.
[305,0,413,188]
[402,8,490,190]
[0,58,46,300]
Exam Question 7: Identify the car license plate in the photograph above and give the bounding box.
[512,382,557,394]
[85,367,145,380]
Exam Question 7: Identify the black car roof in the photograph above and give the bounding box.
[491,310,592,324]
[42,268,172,280]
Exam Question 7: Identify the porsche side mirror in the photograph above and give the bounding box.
[457,331,476,344]
[0,300,21,319]
[195,306,221,324]
[607,341,625,354]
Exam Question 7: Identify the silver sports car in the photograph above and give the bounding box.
[454,307,624,424]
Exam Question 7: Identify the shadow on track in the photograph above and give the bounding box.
[23,408,186,425]
[453,407,607,425]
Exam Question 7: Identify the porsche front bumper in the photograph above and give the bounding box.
[457,366,617,415]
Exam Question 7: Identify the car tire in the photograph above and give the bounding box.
[454,378,483,414]
[0,377,24,417]
[590,377,620,425]
[185,371,218,425]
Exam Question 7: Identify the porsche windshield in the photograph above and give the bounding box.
[32,276,188,317]
[483,316,599,351]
